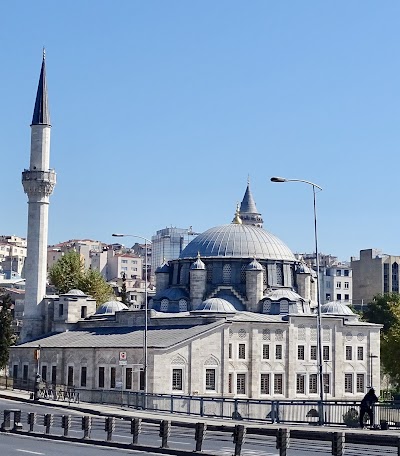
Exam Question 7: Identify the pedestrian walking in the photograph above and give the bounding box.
[360,388,379,428]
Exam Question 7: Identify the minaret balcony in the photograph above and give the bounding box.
[22,169,56,197]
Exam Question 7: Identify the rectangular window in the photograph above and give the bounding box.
[297,345,305,360]
[309,374,318,394]
[274,374,283,394]
[275,345,282,360]
[238,344,246,359]
[337,270,342,276]
[357,346,364,360]
[139,370,145,391]
[325,293,331,300]
[336,294,341,301]
[125,368,132,389]
[205,369,216,390]
[12,365,18,379]
[310,346,317,361]
[98,367,105,388]
[260,373,270,394]
[344,270,349,276]
[323,346,330,361]
[237,373,246,394]
[344,282,349,289]
[59,304,64,317]
[23,365,28,382]
[323,374,330,394]
[228,343,232,359]
[345,346,352,360]
[336,282,341,289]
[110,367,116,389]
[262,344,270,360]
[356,374,365,393]
[80,366,87,387]
[51,366,57,384]
[67,366,74,387]
[81,306,87,318]
[345,294,349,301]
[345,374,353,393]
[172,369,183,390]
[41,365,47,382]
[296,374,305,394]
[228,373,233,394]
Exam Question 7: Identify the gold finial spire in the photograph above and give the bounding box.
[42,47,46,60]
[197,251,201,259]
[232,202,242,224]
[247,174,250,185]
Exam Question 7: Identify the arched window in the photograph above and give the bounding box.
[263,300,271,313]
[276,264,284,286]
[222,264,232,284]
[160,299,169,312]
[240,264,246,283]
[178,299,187,312]
[262,265,267,285]
[207,264,213,283]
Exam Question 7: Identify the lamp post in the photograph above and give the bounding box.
[271,177,324,420]
[369,354,378,389]
[112,233,151,404]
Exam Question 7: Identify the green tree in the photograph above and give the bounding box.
[48,251,84,294]
[48,251,114,305]
[78,268,114,305]
[120,273,128,305]
[362,293,400,389]
[362,293,400,334]
[0,293,16,370]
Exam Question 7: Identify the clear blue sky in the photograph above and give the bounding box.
[2,1,399,261]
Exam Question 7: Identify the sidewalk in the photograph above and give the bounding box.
[0,387,398,436]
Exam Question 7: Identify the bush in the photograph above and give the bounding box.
[343,408,359,427]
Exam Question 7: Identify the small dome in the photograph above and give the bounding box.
[65,289,86,296]
[246,258,263,271]
[321,301,355,316]
[263,289,304,302]
[193,297,237,313]
[95,300,129,315]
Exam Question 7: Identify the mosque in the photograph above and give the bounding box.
[9,54,381,401]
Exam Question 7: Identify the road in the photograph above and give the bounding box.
[0,398,395,455]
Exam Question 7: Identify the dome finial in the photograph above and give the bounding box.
[232,202,242,224]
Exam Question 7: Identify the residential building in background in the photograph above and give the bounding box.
[351,248,400,306]
[295,253,353,305]
[47,239,106,270]
[0,235,27,278]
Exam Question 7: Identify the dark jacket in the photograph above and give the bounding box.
[361,390,378,409]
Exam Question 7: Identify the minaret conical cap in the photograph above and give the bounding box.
[31,49,50,126]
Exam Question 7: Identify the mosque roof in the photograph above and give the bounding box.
[15,321,224,349]
[32,50,50,126]
[263,289,304,302]
[180,224,295,261]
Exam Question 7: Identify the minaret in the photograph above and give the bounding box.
[239,178,263,227]
[20,51,56,342]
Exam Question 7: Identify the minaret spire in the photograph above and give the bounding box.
[31,48,50,126]
[21,53,56,342]
[239,180,263,227]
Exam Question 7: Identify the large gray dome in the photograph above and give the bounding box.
[180,224,295,261]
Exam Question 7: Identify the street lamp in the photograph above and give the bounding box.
[271,177,324,418]
[369,354,378,389]
[112,233,151,403]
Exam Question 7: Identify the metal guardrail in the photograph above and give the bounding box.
[1,407,400,456]
[2,376,400,429]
